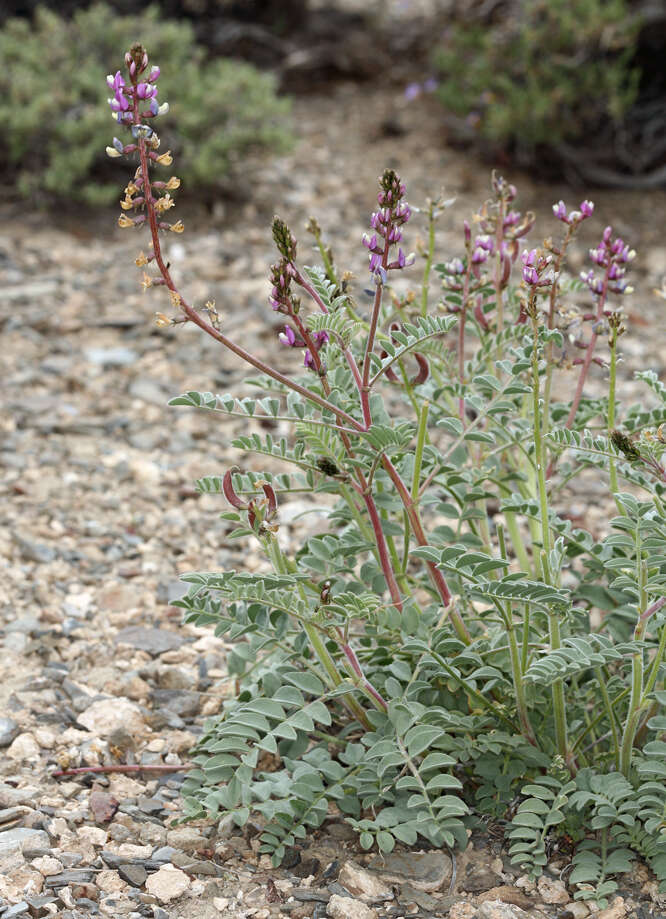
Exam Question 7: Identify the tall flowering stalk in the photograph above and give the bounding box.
[106,44,471,716]
[566,225,635,428]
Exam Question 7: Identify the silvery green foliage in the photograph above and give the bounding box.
[162,182,666,893]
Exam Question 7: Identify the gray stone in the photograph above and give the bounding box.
[44,868,96,887]
[5,616,41,634]
[151,846,179,863]
[137,796,164,816]
[4,904,30,917]
[25,895,60,918]
[170,854,221,876]
[13,534,56,564]
[366,850,452,892]
[0,718,20,747]
[84,347,138,367]
[151,689,200,717]
[118,863,147,887]
[128,378,170,405]
[0,827,49,857]
[115,627,185,656]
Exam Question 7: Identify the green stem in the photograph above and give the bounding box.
[498,524,538,747]
[594,667,620,769]
[642,621,666,698]
[619,558,647,778]
[530,309,569,765]
[428,649,519,732]
[265,536,371,729]
[571,687,629,754]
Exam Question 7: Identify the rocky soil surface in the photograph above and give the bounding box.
[2,60,666,919]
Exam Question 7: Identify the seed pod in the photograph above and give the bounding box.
[223,468,247,509]
[411,352,429,385]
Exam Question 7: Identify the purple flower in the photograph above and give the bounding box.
[106,71,125,92]
[580,200,594,217]
[522,266,540,285]
[423,78,438,93]
[521,249,538,267]
[552,200,568,221]
[109,90,130,113]
[445,258,464,275]
[278,325,297,347]
[136,82,158,100]
[405,82,422,101]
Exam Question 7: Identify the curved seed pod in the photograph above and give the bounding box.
[474,299,490,331]
[411,352,430,385]
[223,468,247,510]
[261,482,278,517]
[380,354,399,382]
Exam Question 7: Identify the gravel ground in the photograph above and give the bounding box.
[1,71,666,919]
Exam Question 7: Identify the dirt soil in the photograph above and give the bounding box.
[2,51,666,919]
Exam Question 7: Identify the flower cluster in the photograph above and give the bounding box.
[521,248,553,288]
[362,169,414,282]
[105,45,182,240]
[581,227,635,296]
[279,326,329,369]
[106,49,166,140]
[552,199,594,225]
[268,258,297,314]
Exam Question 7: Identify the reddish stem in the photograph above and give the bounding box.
[340,639,388,711]
[380,455,470,643]
[564,262,612,430]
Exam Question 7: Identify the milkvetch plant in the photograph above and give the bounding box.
[105,45,666,905]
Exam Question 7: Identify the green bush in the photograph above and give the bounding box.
[434,0,640,154]
[0,3,292,205]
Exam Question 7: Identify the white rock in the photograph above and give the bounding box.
[597,897,628,919]
[477,902,528,919]
[32,855,63,876]
[116,843,152,859]
[327,894,377,919]
[6,732,41,761]
[338,862,393,900]
[166,826,208,853]
[537,875,569,904]
[77,825,108,847]
[213,897,229,912]
[77,698,145,738]
[0,827,49,857]
[34,728,57,749]
[563,902,590,919]
[515,875,536,892]
[145,864,191,903]
[97,869,129,894]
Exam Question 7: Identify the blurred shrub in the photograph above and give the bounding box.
[434,0,640,155]
[0,3,292,205]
